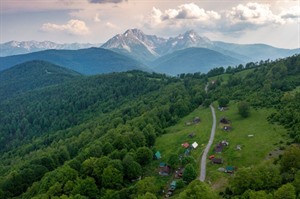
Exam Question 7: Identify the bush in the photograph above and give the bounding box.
[218,97,229,107]
[183,164,197,183]
[176,179,185,189]
[238,101,250,118]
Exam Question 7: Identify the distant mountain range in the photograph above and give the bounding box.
[0,41,100,57]
[101,29,299,64]
[0,48,148,75]
[1,29,299,75]
[101,29,164,63]
[101,29,215,63]
[101,29,299,74]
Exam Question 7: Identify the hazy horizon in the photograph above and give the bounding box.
[1,0,299,49]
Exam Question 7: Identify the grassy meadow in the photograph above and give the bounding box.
[155,106,213,166]
[148,96,289,196]
[209,68,255,85]
[206,101,289,191]
[147,106,213,194]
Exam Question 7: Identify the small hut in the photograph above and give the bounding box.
[223,126,232,131]
[220,117,231,124]
[192,142,198,149]
[215,143,224,153]
[188,132,195,138]
[211,158,223,164]
[155,151,161,159]
[182,142,190,148]
[159,162,167,167]
[159,165,171,176]
[193,117,201,124]
[169,181,176,191]
[225,166,234,173]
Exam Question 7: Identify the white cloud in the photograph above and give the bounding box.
[2,0,299,48]
[88,0,127,4]
[144,3,221,31]
[172,3,220,20]
[94,13,101,22]
[220,2,300,33]
[139,1,299,46]
[226,2,284,26]
[41,19,90,35]
[105,22,119,29]
[279,6,300,22]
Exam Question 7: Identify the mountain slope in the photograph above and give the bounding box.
[161,30,213,55]
[101,29,166,62]
[0,48,149,75]
[0,70,206,198]
[0,41,99,57]
[0,60,81,100]
[101,29,299,74]
[101,29,216,62]
[214,41,300,61]
[0,55,299,198]
[152,47,241,75]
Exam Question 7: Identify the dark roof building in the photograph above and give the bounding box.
[211,158,223,164]
[220,117,231,124]
[159,166,171,176]
[215,143,224,153]
[193,117,201,124]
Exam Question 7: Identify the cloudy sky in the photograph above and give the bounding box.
[1,0,299,48]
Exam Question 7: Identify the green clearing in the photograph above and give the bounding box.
[150,97,289,196]
[209,68,255,85]
[206,101,289,191]
[155,106,212,164]
[148,106,213,194]
[210,74,231,85]
[233,68,255,78]
[152,100,289,194]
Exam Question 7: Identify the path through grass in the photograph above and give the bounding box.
[150,101,289,196]
[155,106,212,170]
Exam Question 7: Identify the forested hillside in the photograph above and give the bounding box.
[0,68,207,198]
[208,54,300,141]
[0,60,81,100]
[0,54,299,199]
[152,47,241,75]
[0,48,148,75]
[205,54,300,198]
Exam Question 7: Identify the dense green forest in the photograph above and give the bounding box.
[0,60,81,101]
[0,63,207,198]
[0,55,300,199]
[208,54,300,141]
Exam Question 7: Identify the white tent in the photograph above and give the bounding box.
[192,142,198,149]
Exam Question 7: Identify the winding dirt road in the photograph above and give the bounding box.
[199,104,216,182]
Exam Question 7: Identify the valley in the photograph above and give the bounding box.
[0,54,299,198]
[2,0,300,197]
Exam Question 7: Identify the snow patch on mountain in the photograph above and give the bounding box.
[101,29,215,59]
[0,41,99,57]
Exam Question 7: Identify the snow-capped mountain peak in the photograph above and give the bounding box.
[183,30,211,44]
[101,29,167,62]
[161,30,213,54]
[124,28,144,37]
[0,41,99,57]
[101,29,216,61]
